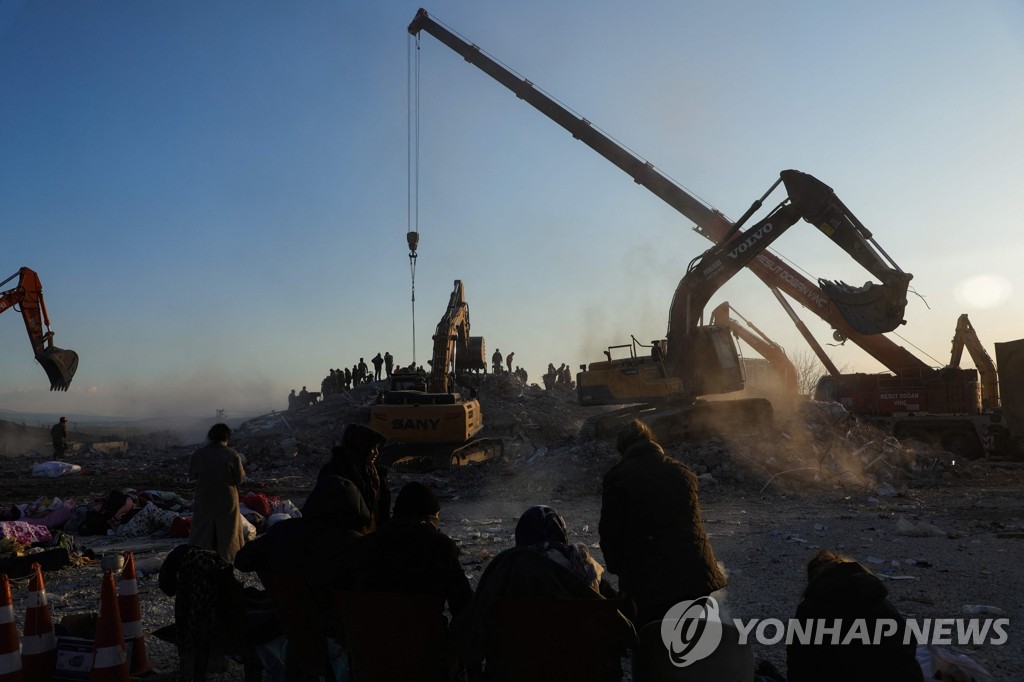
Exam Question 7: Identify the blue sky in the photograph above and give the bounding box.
[1,1,1022,420]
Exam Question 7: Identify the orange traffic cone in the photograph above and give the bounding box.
[21,563,56,682]
[0,574,25,682]
[116,552,153,676]
[90,570,128,682]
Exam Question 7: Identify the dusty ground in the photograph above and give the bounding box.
[1,378,1022,680]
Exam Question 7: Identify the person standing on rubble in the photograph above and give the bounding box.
[491,348,503,375]
[505,351,514,374]
[319,423,391,531]
[189,423,247,563]
[384,351,394,378]
[51,416,69,456]
[358,358,369,384]
[372,352,384,381]
[599,419,727,625]
[344,366,352,390]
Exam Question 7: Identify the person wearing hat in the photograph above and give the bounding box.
[318,423,391,530]
[51,416,69,456]
[599,419,726,626]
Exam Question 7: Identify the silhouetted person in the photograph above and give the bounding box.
[51,416,69,456]
[787,550,924,682]
[372,352,384,381]
[599,419,726,625]
[189,423,247,563]
[384,351,394,378]
[319,424,390,531]
[491,349,503,374]
[342,482,472,622]
[505,351,514,374]
[358,358,369,384]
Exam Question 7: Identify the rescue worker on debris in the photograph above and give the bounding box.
[344,366,352,389]
[505,351,514,374]
[384,351,394,378]
[491,348,503,375]
[318,423,390,531]
[599,419,727,625]
[358,357,369,384]
[372,352,384,381]
[51,416,69,456]
[352,364,360,386]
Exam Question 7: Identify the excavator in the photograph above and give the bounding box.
[369,279,502,469]
[710,301,799,396]
[812,314,1024,459]
[408,9,912,439]
[0,267,78,391]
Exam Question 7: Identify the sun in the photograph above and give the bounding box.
[953,275,1011,309]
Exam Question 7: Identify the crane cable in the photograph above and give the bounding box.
[407,33,421,366]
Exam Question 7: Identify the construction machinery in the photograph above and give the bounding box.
[408,9,912,440]
[0,267,78,391]
[813,315,1024,459]
[710,302,799,396]
[370,279,502,468]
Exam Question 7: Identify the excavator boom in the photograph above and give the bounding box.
[0,267,78,391]
[407,5,921,374]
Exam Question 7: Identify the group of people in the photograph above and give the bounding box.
[181,418,927,681]
[287,351,400,409]
[543,362,575,391]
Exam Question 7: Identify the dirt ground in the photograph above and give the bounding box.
[1,379,1022,680]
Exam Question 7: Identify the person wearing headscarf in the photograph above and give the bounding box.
[318,423,390,530]
[599,419,727,626]
[340,482,472,623]
[456,505,634,680]
[235,475,370,603]
[787,550,924,682]
[188,423,247,562]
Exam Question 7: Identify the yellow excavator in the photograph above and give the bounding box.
[369,279,502,469]
[1,267,78,391]
[408,9,912,442]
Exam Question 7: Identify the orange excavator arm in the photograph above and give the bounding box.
[0,267,79,391]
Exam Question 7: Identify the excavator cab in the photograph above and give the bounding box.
[37,346,79,392]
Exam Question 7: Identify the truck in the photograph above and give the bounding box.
[369,279,502,468]
[813,315,1024,459]
[0,267,78,391]
[407,9,911,440]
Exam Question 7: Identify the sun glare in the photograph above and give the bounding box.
[953,275,1011,309]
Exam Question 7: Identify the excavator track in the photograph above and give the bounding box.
[382,437,505,472]
[581,398,774,445]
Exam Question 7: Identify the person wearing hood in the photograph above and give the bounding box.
[318,423,390,530]
[234,474,371,603]
[599,419,727,626]
[786,550,924,682]
[456,505,634,680]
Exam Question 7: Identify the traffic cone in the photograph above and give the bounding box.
[0,574,25,682]
[116,552,153,676]
[21,563,56,682]
[90,570,128,682]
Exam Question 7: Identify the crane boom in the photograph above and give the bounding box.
[409,8,922,375]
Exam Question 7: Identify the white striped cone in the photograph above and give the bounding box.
[89,570,128,682]
[116,552,153,675]
[0,574,24,682]
[21,563,55,682]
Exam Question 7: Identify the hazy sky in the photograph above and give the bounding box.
[2,1,1022,420]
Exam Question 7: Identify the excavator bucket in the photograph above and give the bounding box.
[36,346,78,391]
[818,277,911,335]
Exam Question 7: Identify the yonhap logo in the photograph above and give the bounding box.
[661,596,724,667]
